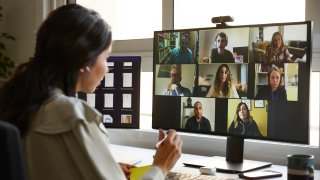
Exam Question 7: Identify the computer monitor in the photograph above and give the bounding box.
[152,21,312,172]
[78,56,141,129]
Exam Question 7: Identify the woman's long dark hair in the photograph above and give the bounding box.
[213,64,232,97]
[233,102,252,128]
[0,4,112,135]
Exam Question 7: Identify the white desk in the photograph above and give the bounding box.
[110,144,320,179]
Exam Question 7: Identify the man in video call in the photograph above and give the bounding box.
[210,32,234,63]
[167,33,193,64]
[163,64,192,96]
[185,101,211,132]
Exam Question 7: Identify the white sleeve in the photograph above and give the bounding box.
[71,121,127,179]
[231,84,239,98]
[206,85,214,97]
[163,89,170,95]
[142,166,165,180]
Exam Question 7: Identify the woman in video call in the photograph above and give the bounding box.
[206,64,239,98]
[210,32,234,63]
[228,102,262,136]
[0,4,182,180]
[255,66,287,101]
[265,32,292,63]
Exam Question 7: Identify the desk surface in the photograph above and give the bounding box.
[110,144,320,180]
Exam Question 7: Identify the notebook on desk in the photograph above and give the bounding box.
[183,156,272,173]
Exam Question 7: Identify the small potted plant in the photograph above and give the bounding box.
[0,6,16,86]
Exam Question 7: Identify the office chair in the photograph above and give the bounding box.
[0,121,26,180]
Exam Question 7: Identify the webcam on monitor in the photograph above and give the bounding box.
[211,16,234,28]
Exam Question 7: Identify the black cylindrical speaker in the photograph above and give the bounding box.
[226,136,244,163]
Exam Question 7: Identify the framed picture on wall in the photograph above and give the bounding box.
[254,100,265,108]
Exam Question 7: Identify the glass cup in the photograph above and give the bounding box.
[287,154,314,180]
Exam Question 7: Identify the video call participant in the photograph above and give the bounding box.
[210,32,234,63]
[265,32,292,63]
[228,102,262,136]
[163,64,192,96]
[206,64,239,98]
[185,101,211,132]
[255,66,287,101]
[0,4,182,180]
[167,33,193,64]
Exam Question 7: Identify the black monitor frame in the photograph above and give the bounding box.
[152,21,312,172]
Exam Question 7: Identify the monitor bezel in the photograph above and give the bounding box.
[152,21,312,145]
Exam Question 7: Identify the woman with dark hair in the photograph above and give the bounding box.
[0,4,181,180]
[255,66,287,101]
[227,102,262,136]
[206,64,239,98]
[265,32,292,63]
[210,32,234,63]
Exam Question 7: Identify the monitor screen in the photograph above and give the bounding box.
[152,21,312,166]
[78,56,141,129]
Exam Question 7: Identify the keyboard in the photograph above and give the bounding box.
[165,172,231,180]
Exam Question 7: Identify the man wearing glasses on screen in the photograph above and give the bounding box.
[163,64,192,96]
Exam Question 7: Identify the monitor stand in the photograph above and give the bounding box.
[183,137,272,173]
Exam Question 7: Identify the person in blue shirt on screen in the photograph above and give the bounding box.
[167,33,193,64]
[185,101,211,132]
[0,4,182,180]
[228,102,262,137]
[163,64,192,96]
[255,66,287,101]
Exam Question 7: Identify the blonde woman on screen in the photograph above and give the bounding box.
[206,64,239,98]
[265,32,292,63]
[255,66,287,101]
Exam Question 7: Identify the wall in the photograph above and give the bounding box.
[306,0,320,71]
[0,0,36,65]
[0,0,65,65]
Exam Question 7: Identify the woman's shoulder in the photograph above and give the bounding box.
[277,86,287,94]
[33,89,102,134]
[230,83,237,88]
[259,85,271,91]
[248,117,259,125]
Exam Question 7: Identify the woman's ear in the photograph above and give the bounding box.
[80,68,85,73]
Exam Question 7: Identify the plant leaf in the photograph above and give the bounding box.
[0,42,5,50]
[2,33,16,41]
